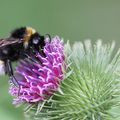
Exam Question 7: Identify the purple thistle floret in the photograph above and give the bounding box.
[9,36,66,104]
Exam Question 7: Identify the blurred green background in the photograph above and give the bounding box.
[0,0,120,120]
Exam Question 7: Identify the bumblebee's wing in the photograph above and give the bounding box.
[0,39,20,75]
[0,38,23,48]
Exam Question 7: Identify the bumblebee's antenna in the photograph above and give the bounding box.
[45,34,51,42]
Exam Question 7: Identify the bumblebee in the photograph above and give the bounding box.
[0,27,48,86]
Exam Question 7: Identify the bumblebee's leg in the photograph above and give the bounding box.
[5,60,19,86]
[5,60,20,95]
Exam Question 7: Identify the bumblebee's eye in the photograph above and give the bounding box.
[33,38,39,44]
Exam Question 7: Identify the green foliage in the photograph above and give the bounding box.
[25,40,120,119]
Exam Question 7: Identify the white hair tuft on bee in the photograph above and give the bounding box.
[0,60,5,75]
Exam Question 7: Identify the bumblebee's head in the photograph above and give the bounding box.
[10,27,45,50]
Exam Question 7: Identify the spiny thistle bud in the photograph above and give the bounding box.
[9,39,120,120]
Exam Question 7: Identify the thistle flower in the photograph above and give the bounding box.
[9,38,120,120]
[9,36,66,104]
[25,40,120,120]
